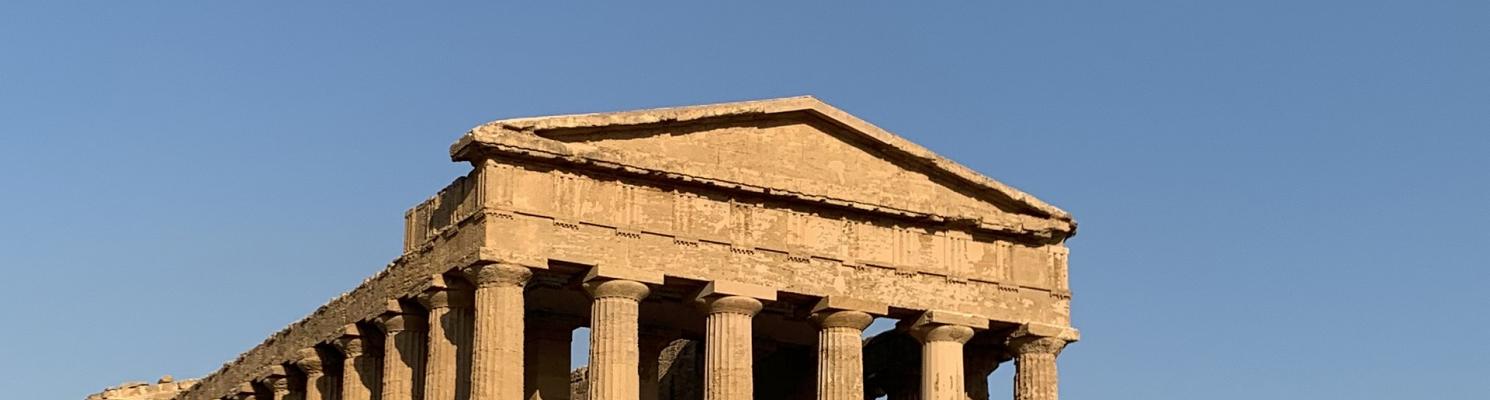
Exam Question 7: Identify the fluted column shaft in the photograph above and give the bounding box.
[585,280,652,400]
[420,285,475,400]
[701,296,762,400]
[464,264,533,400]
[1010,337,1066,400]
[811,310,872,400]
[377,310,426,400]
[295,348,329,400]
[911,324,974,400]
[333,330,381,400]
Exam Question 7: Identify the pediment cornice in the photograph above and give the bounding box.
[451,96,1076,240]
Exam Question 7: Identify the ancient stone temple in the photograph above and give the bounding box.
[173,96,1079,400]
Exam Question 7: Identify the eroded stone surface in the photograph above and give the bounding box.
[129,96,1078,400]
[86,376,195,400]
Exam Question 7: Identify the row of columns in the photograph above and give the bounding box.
[226,263,1070,400]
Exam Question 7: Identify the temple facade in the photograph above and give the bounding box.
[172,96,1079,400]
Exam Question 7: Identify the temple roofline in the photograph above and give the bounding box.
[449,96,1076,233]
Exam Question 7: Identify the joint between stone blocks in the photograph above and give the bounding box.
[583,264,665,285]
[255,365,287,381]
[810,296,889,316]
[383,298,412,315]
[913,309,989,330]
[696,280,777,302]
[476,246,549,270]
[1012,322,1081,342]
[338,323,363,338]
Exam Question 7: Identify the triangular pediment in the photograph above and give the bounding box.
[452,96,1074,239]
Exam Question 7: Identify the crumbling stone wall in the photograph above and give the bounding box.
[657,339,701,400]
[86,376,195,400]
[570,366,588,400]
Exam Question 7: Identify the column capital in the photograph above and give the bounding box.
[374,299,424,333]
[909,323,975,344]
[1008,336,1068,356]
[256,364,287,377]
[254,365,289,388]
[694,280,774,316]
[373,310,424,334]
[907,310,985,344]
[810,296,883,331]
[462,262,533,288]
[256,373,290,394]
[810,309,873,330]
[583,265,660,301]
[1006,323,1079,356]
[331,324,370,357]
[699,295,763,316]
[417,278,474,310]
[293,347,325,376]
[584,279,652,301]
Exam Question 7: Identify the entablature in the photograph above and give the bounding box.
[449,96,1077,241]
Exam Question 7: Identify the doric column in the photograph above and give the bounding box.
[908,312,984,400]
[526,314,580,400]
[375,301,426,400]
[810,306,874,400]
[462,263,533,400]
[256,366,291,400]
[1007,325,1076,400]
[696,281,775,400]
[418,279,475,400]
[583,266,662,400]
[333,325,381,400]
[294,347,330,400]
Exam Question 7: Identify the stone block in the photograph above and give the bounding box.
[697,280,777,301]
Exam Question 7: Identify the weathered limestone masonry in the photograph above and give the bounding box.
[172,96,1079,400]
[87,376,196,400]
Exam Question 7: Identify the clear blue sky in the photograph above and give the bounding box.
[2,2,1486,399]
